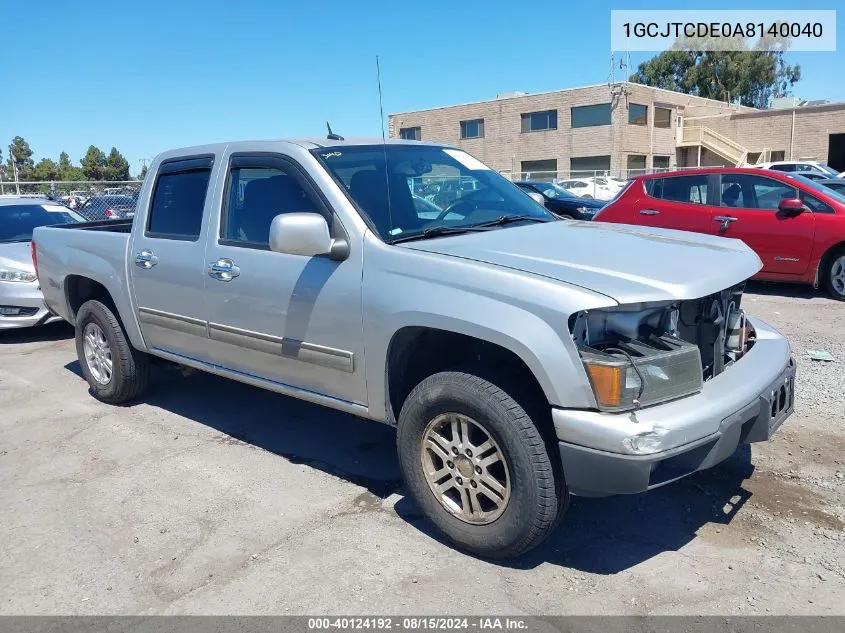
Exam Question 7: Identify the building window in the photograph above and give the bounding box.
[521,110,557,133]
[627,155,646,175]
[460,119,484,139]
[399,127,421,141]
[654,107,672,129]
[520,159,557,181]
[628,104,648,126]
[653,155,671,170]
[571,104,612,128]
[770,150,786,161]
[570,155,611,177]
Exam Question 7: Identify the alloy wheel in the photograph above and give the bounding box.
[420,413,511,525]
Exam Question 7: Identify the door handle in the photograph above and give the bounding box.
[207,258,240,282]
[639,209,660,215]
[135,250,158,269]
[713,215,738,231]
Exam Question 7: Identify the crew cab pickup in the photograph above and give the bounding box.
[33,138,795,558]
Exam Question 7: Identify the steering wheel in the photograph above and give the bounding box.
[435,195,485,222]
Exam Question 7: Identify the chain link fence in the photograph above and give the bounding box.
[0,180,142,221]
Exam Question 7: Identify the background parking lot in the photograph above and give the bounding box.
[1,284,843,615]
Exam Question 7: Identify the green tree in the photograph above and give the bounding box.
[629,36,801,109]
[105,147,130,181]
[58,152,85,181]
[6,135,35,180]
[81,145,107,180]
[33,158,59,181]
[138,164,148,180]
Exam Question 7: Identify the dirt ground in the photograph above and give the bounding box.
[1,281,843,615]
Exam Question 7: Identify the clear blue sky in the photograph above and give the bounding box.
[0,0,842,175]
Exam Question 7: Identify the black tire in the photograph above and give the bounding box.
[75,299,149,404]
[397,369,564,558]
[822,246,845,301]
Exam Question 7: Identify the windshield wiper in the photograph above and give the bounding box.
[471,214,553,228]
[390,225,487,244]
[389,215,551,245]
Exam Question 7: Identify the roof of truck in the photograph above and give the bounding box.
[155,137,448,159]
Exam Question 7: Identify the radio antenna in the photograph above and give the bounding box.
[376,55,395,237]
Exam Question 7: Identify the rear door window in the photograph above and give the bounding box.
[659,175,709,204]
[147,158,213,240]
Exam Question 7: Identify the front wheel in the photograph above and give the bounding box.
[397,370,564,558]
[75,299,149,404]
[823,248,845,301]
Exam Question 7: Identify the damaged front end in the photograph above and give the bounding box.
[570,283,753,412]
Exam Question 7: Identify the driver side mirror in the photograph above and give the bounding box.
[778,198,805,216]
[527,191,546,207]
[268,212,348,260]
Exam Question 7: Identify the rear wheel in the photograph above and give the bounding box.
[397,369,564,558]
[823,248,845,301]
[75,299,149,404]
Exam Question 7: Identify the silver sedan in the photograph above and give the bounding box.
[0,197,84,330]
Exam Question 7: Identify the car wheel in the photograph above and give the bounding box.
[397,369,564,558]
[823,248,845,301]
[582,194,593,200]
[75,299,149,404]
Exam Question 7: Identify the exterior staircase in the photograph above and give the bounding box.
[677,126,769,167]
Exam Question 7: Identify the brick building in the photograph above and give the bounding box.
[388,82,845,179]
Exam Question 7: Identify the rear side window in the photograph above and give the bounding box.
[647,175,708,204]
[147,161,212,240]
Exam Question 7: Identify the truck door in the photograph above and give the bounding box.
[711,173,815,275]
[129,156,215,361]
[201,150,367,406]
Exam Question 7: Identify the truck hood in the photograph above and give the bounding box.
[401,221,762,304]
[0,241,35,273]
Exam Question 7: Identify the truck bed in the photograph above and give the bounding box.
[32,222,133,324]
[53,219,134,233]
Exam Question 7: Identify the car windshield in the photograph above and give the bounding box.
[314,145,553,241]
[533,183,577,200]
[791,175,845,205]
[0,203,84,243]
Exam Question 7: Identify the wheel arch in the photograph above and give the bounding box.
[64,274,146,350]
[814,241,845,288]
[383,324,562,427]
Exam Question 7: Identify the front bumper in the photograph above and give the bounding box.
[553,317,795,497]
[0,281,62,330]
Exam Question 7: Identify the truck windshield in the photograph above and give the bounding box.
[0,203,84,243]
[314,145,553,242]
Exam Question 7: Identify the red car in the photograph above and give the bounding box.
[594,168,845,300]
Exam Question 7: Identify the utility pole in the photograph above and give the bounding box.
[9,145,20,195]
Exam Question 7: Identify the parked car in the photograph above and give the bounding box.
[557,176,620,201]
[755,160,839,177]
[792,171,830,182]
[594,168,845,300]
[79,194,137,221]
[818,178,845,194]
[515,181,604,219]
[33,139,794,558]
[0,197,84,330]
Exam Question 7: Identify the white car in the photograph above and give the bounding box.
[755,161,840,178]
[557,177,622,201]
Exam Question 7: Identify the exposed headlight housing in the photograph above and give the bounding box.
[580,337,702,411]
[0,268,37,283]
[571,306,703,412]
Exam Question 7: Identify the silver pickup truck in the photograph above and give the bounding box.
[33,138,795,558]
